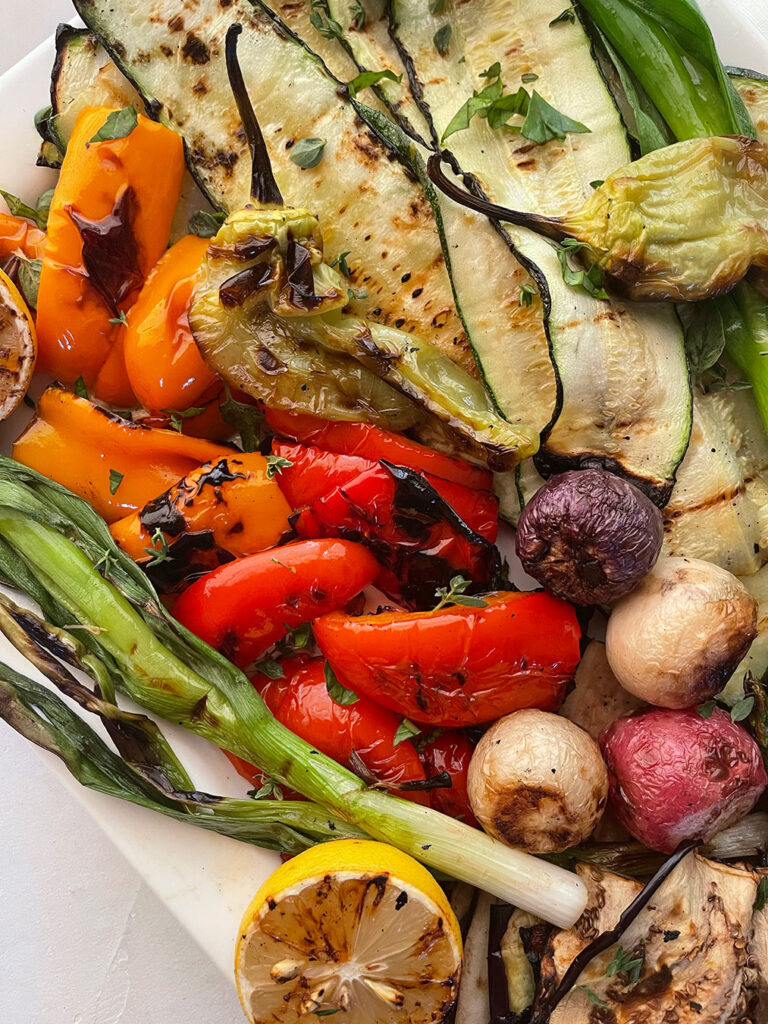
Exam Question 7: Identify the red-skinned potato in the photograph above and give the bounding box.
[600,707,767,853]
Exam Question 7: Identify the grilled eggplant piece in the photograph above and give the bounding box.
[541,857,758,1023]
[392,0,691,504]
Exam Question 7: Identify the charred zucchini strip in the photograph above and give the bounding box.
[391,0,692,504]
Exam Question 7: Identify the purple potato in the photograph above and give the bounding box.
[515,469,663,604]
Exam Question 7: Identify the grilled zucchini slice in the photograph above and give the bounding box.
[391,0,692,504]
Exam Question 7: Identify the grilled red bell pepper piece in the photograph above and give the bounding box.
[313,591,581,726]
[420,730,479,826]
[251,657,430,804]
[273,440,498,542]
[265,409,493,490]
[173,539,378,667]
[293,462,502,609]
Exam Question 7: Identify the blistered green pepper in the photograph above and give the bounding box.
[188,25,536,472]
[429,136,768,303]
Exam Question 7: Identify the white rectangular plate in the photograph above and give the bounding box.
[0,0,767,987]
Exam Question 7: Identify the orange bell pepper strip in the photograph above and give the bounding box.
[35,106,185,406]
[123,234,219,413]
[110,452,291,563]
[12,385,230,522]
[0,213,46,260]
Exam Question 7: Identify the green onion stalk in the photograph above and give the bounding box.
[578,0,768,428]
[0,458,586,928]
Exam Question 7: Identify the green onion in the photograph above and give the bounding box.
[0,457,586,928]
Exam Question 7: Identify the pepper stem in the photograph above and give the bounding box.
[225,23,284,207]
[426,152,565,242]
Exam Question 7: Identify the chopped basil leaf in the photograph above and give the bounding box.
[248,776,284,800]
[678,302,728,377]
[143,527,171,567]
[17,256,42,309]
[290,137,327,169]
[393,718,421,746]
[521,72,539,83]
[188,209,226,238]
[549,7,576,25]
[349,0,365,29]
[347,287,368,301]
[164,406,206,433]
[330,251,353,277]
[108,310,129,326]
[325,661,359,705]
[256,658,285,679]
[480,62,501,79]
[576,986,608,1009]
[434,574,489,611]
[518,283,536,307]
[429,0,446,12]
[266,454,293,479]
[522,90,590,144]
[731,695,755,723]
[0,188,49,229]
[606,944,643,985]
[347,69,403,98]
[697,700,717,719]
[309,1,343,40]
[88,105,139,145]
[219,387,264,452]
[555,240,608,300]
[434,24,452,55]
[590,179,604,189]
[74,376,89,400]
[108,469,124,495]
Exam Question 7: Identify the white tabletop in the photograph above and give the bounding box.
[2,1,768,1022]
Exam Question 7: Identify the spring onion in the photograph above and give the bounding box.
[0,457,586,927]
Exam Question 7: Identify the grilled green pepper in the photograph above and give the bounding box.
[429,135,768,303]
[188,25,536,472]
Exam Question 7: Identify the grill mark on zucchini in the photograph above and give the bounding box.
[73,0,473,372]
[294,0,558,435]
[661,388,768,575]
[390,0,692,504]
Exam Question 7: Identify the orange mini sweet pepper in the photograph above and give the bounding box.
[12,385,230,522]
[110,452,291,575]
[123,234,219,413]
[0,213,46,261]
[36,106,185,406]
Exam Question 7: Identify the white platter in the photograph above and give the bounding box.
[1,0,767,991]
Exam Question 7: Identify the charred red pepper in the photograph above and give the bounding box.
[253,657,429,804]
[273,440,498,541]
[173,539,379,667]
[292,460,502,609]
[420,730,479,826]
[313,592,581,726]
[266,409,493,490]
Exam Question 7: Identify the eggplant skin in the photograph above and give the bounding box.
[567,136,768,302]
[515,469,663,605]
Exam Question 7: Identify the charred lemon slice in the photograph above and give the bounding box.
[235,839,462,1023]
[0,269,36,421]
